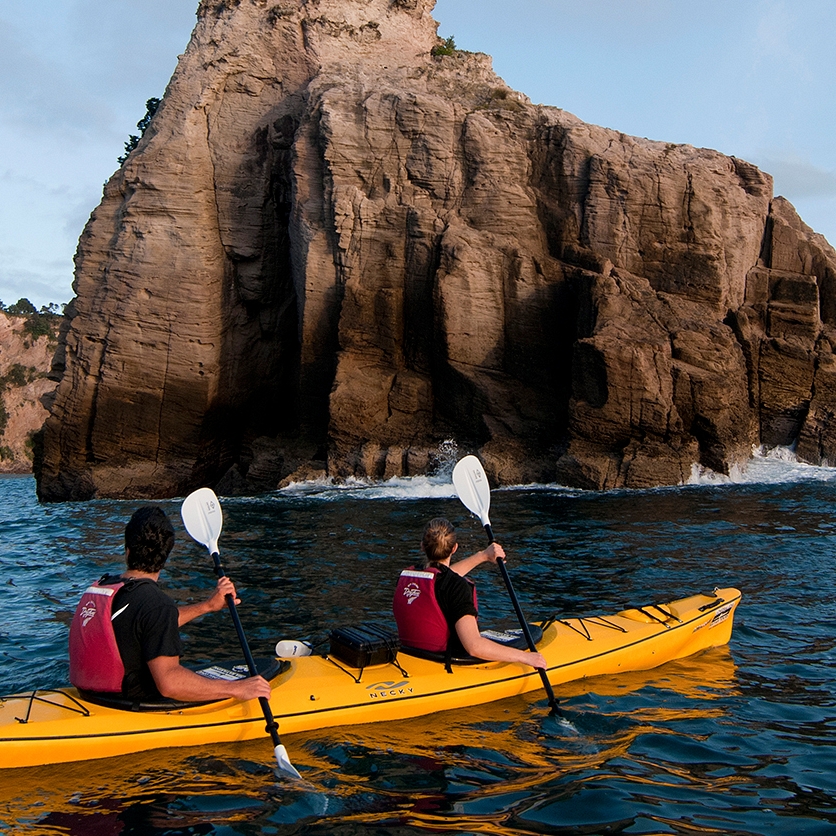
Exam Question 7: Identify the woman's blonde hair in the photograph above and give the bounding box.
[421,517,457,564]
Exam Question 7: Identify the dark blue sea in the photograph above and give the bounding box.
[1,450,835,835]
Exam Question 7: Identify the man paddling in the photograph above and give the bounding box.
[393,517,547,669]
[69,506,271,703]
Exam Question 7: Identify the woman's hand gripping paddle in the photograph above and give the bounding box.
[181,488,302,780]
[452,456,562,716]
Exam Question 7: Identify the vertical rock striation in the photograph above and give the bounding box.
[36,0,836,499]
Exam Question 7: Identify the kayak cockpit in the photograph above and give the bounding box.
[399,624,545,666]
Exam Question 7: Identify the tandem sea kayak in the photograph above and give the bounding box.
[0,587,740,770]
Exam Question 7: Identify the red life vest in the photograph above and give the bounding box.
[393,566,478,653]
[68,578,128,692]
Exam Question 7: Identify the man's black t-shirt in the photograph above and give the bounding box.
[106,575,182,700]
[433,564,478,656]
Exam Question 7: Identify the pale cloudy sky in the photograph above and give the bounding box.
[1,0,834,308]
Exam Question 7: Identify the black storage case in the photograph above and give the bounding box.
[328,624,400,669]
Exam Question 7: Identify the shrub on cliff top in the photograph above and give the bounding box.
[431,35,456,57]
[0,298,63,340]
[5,298,37,316]
[118,97,161,165]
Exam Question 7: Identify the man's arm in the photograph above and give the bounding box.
[178,576,239,627]
[147,656,273,702]
[454,615,547,669]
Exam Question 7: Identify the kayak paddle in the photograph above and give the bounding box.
[181,487,302,779]
[452,455,562,716]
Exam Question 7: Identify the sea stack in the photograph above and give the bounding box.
[35,0,836,500]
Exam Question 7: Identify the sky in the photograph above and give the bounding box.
[1,0,834,309]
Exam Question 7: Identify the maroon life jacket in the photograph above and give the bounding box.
[68,578,130,692]
[393,566,478,653]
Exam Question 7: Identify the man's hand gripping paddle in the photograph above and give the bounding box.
[181,488,302,779]
[452,456,562,716]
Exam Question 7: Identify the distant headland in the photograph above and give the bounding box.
[0,300,62,474]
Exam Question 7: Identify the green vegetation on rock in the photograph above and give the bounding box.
[431,35,456,57]
[118,97,161,165]
[1,364,40,389]
[0,299,63,342]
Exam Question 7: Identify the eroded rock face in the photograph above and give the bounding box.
[35,0,836,499]
[0,314,58,473]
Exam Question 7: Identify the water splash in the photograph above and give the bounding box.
[431,439,460,479]
[687,445,836,487]
[277,473,458,502]
[276,440,463,501]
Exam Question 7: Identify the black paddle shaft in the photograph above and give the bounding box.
[483,524,561,716]
[212,553,282,746]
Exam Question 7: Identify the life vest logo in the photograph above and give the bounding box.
[80,600,97,627]
[402,582,421,604]
[366,680,414,699]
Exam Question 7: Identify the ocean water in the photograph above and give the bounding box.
[1,449,835,835]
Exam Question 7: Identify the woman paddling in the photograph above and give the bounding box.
[393,517,547,668]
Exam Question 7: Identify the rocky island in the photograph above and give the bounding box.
[35,0,836,500]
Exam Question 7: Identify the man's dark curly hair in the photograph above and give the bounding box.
[125,506,175,573]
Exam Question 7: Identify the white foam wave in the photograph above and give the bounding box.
[687,445,836,486]
[272,445,836,500]
[277,473,458,501]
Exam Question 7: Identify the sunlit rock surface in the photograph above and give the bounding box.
[35,0,836,499]
[0,313,58,473]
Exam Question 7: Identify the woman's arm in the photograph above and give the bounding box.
[449,542,506,577]
[454,615,547,669]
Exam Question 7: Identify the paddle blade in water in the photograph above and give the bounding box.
[181,488,223,555]
[275,744,303,780]
[452,456,492,527]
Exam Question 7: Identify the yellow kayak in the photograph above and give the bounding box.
[0,587,740,770]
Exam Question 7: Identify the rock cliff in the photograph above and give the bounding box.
[1,313,59,473]
[35,0,836,500]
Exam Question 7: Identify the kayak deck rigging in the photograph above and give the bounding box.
[8,690,92,724]
[557,614,628,640]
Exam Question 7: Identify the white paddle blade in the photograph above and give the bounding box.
[452,455,491,527]
[274,744,303,779]
[181,487,223,555]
